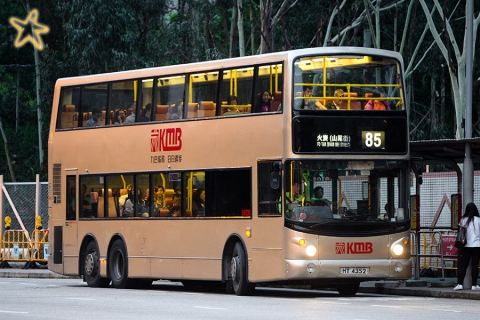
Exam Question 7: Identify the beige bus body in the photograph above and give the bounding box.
[48,48,412,295]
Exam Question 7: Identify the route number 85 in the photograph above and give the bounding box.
[362,131,385,149]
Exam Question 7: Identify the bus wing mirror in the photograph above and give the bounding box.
[270,161,282,189]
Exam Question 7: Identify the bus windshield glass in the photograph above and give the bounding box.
[293,54,403,111]
[284,160,409,229]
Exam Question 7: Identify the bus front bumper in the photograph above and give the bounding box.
[285,258,412,280]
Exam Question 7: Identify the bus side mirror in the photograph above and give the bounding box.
[270,161,282,189]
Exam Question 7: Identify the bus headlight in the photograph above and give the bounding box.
[391,237,408,257]
[392,244,404,256]
[306,245,317,257]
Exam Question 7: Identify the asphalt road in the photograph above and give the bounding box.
[0,277,479,320]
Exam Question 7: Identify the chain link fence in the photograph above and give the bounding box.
[1,182,48,235]
[410,171,480,229]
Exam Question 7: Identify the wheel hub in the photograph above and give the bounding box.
[231,256,239,281]
[85,253,95,276]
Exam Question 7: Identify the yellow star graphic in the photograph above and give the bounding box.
[9,9,49,51]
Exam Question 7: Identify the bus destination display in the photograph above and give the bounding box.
[293,116,407,154]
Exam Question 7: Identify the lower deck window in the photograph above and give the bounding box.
[75,168,251,219]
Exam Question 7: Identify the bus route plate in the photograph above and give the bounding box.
[340,267,369,275]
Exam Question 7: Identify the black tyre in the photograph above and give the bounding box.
[230,242,255,296]
[109,239,133,289]
[337,282,360,296]
[84,241,110,287]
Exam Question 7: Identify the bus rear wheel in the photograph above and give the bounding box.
[84,241,110,287]
[230,242,255,296]
[109,239,133,289]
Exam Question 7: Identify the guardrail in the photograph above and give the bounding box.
[0,228,49,269]
[410,230,458,279]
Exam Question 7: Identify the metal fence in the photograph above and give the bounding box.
[1,181,48,234]
[411,171,480,229]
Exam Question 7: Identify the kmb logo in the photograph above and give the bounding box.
[335,242,373,254]
[151,128,182,152]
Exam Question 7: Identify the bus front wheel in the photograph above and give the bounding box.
[109,239,133,289]
[230,242,255,296]
[84,241,110,287]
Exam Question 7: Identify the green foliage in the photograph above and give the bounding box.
[1,0,479,181]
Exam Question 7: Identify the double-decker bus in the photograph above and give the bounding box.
[48,47,411,296]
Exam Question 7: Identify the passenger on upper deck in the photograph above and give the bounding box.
[115,109,126,124]
[325,89,344,110]
[255,90,272,113]
[192,188,205,217]
[364,90,391,110]
[126,102,136,124]
[295,86,317,110]
[224,95,240,115]
[138,103,152,122]
[85,107,101,127]
[169,100,183,120]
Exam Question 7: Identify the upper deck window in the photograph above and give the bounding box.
[293,55,404,112]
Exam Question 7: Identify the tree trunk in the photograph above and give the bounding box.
[229,0,237,58]
[237,0,245,57]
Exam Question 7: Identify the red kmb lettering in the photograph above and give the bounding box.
[151,128,182,152]
[346,242,373,254]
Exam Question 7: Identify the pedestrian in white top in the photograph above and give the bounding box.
[453,202,480,291]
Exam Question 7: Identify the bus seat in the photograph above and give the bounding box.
[99,110,106,125]
[99,189,117,218]
[155,105,169,121]
[187,103,198,119]
[61,104,76,128]
[159,209,170,217]
[81,112,91,126]
[165,189,174,198]
[90,191,99,218]
[339,92,361,110]
[109,110,116,124]
[270,91,282,111]
[97,194,105,218]
[90,192,99,204]
[197,101,215,118]
[107,190,117,218]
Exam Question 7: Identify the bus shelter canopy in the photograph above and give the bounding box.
[410,138,480,165]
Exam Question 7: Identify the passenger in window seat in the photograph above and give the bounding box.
[192,188,205,217]
[166,193,181,217]
[325,89,344,110]
[255,90,272,112]
[115,109,126,124]
[169,100,183,120]
[85,107,101,127]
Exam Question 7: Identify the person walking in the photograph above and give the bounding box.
[453,202,480,290]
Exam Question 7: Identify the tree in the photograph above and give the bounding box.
[419,0,480,139]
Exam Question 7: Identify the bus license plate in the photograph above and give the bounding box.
[340,268,369,275]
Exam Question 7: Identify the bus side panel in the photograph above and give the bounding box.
[247,218,286,282]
